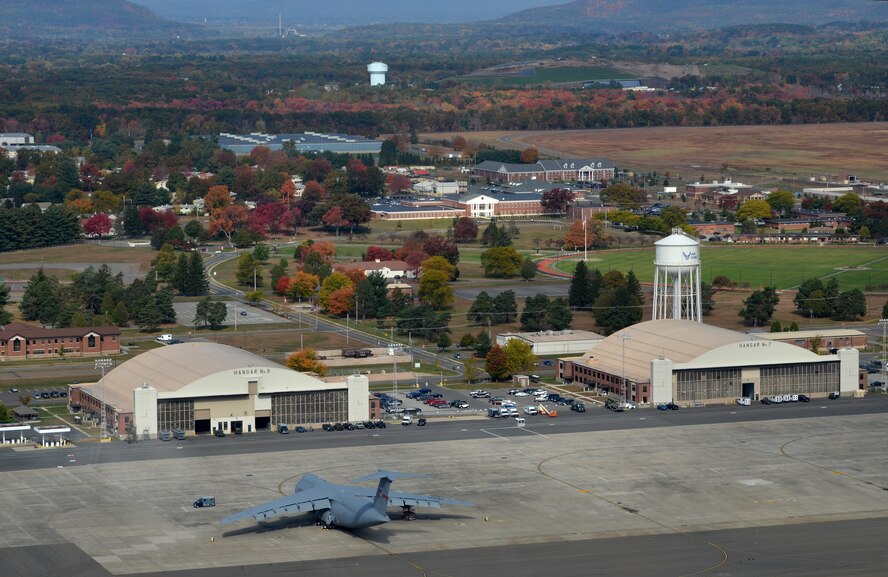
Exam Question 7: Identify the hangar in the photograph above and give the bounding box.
[68,342,369,439]
[559,319,859,406]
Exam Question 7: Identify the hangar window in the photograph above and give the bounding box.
[676,368,741,401]
[271,389,348,425]
[158,399,195,432]
[760,362,839,396]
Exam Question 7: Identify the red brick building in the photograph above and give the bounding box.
[0,323,121,360]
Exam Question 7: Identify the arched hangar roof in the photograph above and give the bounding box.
[580,319,828,382]
[91,342,324,412]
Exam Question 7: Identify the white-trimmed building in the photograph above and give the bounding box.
[496,330,605,356]
[68,342,369,439]
[559,319,858,406]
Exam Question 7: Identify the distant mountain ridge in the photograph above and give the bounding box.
[500,0,888,32]
[1,0,195,40]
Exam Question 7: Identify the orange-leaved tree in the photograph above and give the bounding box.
[286,348,327,376]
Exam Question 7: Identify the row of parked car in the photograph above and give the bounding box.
[321,420,387,431]
[758,394,812,405]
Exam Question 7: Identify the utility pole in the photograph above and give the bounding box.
[94,358,114,439]
[583,218,587,262]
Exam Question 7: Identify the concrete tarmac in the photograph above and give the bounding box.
[1,409,887,576]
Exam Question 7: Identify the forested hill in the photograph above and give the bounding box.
[499,0,888,32]
[1,0,198,41]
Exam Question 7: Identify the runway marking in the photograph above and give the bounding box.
[520,428,549,438]
[479,429,509,440]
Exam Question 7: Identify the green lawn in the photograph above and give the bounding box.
[554,246,888,291]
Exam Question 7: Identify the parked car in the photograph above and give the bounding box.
[541,360,554,367]
[295,426,308,433]
[469,390,490,398]
[450,400,469,408]
[736,397,751,406]
[571,403,586,412]
[374,420,386,429]
[798,395,810,402]
[829,391,841,399]
[514,391,529,397]
[761,398,773,405]
[322,423,334,431]
[417,418,427,426]
[214,428,225,437]
[334,423,344,431]
[344,423,355,430]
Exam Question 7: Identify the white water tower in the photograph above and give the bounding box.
[368,62,388,86]
[652,228,702,322]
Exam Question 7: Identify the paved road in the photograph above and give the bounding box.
[2,396,885,473]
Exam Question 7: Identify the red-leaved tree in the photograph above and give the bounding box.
[83,213,113,237]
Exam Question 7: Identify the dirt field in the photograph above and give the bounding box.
[428,122,888,182]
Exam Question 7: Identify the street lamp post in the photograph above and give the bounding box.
[619,332,631,404]
[94,358,114,438]
[582,218,587,262]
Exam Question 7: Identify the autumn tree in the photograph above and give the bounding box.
[453,217,478,243]
[209,204,248,247]
[322,205,349,236]
[318,272,353,310]
[736,199,773,222]
[422,255,458,281]
[286,348,327,376]
[480,246,523,278]
[540,188,575,214]
[365,246,395,261]
[204,185,232,212]
[601,183,645,210]
[502,339,537,376]
[520,147,539,164]
[418,269,454,309]
[83,213,113,237]
[326,287,355,316]
[287,271,319,300]
[485,344,510,381]
[563,220,592,250]
[386,173,412,194]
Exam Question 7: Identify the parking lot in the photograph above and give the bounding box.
[172,302,283,327]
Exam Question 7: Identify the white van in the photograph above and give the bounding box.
[401,415,413,426]
[157,334,173,342]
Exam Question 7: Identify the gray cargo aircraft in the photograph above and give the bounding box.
[221,469,473,530]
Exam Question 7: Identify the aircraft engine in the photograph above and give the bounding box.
[319,510,336,528]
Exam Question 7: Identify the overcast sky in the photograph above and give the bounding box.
[130,0,562,24]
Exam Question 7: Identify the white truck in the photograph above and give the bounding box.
[157,334,173,342]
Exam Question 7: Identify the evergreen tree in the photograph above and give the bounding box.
[701,281,715,316]
[568,261,593,308]
[20,268,61,326]
[492,290,518,324]
[738,287,780,327]
[207,301,228,330]
[185,252,209,296]
[136,299,162,332]
[626,270,644,305]
[520,256,537,281]
[173,253,189,294]
[475,331,492,358]
[154,288,177,323]
[269,258,288,290]
[0,282,12,325]
[832,289,866,321]
[111,301,129,327]
[70,311,89,327]
[468,291,496,324]
[354,271,388,319]
[548,297,573,330]
[437,331,452,350]
[593,286,643,334]
[520,294,551,332]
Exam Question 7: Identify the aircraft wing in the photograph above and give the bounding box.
[387,489,474,509]
[349,487,473,509]
[220,488,332,526]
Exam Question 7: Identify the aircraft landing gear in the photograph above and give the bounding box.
[401,505,416,521]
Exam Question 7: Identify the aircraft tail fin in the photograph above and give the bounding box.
[353,470,428,517]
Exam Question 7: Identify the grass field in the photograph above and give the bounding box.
[426,122,888,182]
[553,245,888,291]
[461,66,632,87]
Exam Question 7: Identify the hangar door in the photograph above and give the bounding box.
[157,399,194,432]
[271,390,348,425]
